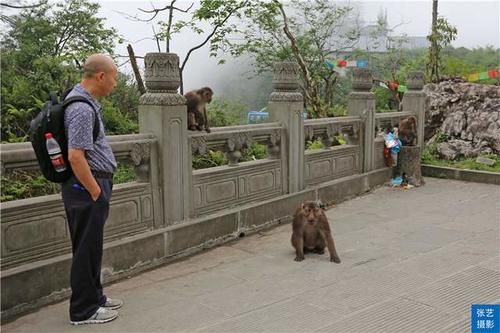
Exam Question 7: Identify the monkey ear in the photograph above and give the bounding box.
[301,203,305,210]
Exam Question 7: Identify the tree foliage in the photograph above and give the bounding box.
[427,0,458,82]
[222,0,360,117]
[0,0,140,142]
[133,0,254,94]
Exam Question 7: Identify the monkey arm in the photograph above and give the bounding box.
[203,106,211,133]
[319,217,341,263]
[291,215,305,261]
[293,234,305,261]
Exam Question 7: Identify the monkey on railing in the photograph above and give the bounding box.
[184,87,213,133]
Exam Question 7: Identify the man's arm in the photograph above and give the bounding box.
[68,148,101,201]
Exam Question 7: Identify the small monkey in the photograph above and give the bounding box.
[398,116,417,146]
[184,90,205,131]
[184,87,213,133]
[196,87,213,133]
[291,201,341,263]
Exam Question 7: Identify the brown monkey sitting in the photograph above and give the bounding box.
[398,116,417,146]
[196,87,213,133]
[291,201,341,263]
[184,90,206,132]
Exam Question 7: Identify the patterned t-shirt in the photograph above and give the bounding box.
[64,84,117,173]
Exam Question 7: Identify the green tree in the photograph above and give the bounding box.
[129,0,254,94]
[1,0,124,141]
[426,0,457,82]
[224,0,360,117]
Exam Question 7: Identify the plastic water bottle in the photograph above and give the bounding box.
[45,133,67,172]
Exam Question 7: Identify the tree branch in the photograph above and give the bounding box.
[0,1,46,9]
[275,0,320,116]
[180,1,248,72]
[137,2,193,22]
[127,44,146,95]
[152,25,161,52]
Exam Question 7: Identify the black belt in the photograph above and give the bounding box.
[92,170,114,179]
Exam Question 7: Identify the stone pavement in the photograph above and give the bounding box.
[3,178,499,333]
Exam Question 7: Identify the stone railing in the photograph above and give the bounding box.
[0,134,158,270]
[304,117,363,185]
[0,134,156,175]
[190,123,286,216]
[0,52,426,319]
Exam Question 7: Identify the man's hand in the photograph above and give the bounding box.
[89,186,102,202]
[68,148,101,201]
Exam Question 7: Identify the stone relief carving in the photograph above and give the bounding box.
[139,93,186,106]
[406,71,424,90]
[272,62,300,91]
[269,92,304,102]
[351,68,373,92]
[131,142,151,166]
[268,130,281,159]
[305,126,315,141]
[226,133,254,166]
[131,142,152,182]
[144,53,180,92]
[191,136,208,155]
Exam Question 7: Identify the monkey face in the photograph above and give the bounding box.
[302,205,320,224]
[205,92,213,104]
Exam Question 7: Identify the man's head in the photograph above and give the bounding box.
[81,54,118,97]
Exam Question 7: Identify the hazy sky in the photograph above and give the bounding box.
[95,0,499,90]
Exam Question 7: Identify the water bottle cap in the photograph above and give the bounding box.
[44,133,53,139]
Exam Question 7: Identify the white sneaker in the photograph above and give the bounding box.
[70,307,118,325]
[102,297,123,310]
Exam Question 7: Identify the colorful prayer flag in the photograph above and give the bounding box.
[467,73,480,81]
[479,72,489,80]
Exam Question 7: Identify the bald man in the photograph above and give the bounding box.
[61,54,121,325]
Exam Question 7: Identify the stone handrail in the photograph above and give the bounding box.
[304,116,362,147]
[0,134,157,173]
[189,123,284,166]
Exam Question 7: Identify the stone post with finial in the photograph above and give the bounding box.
[348,68,376,172]
[138,52,191,226]
[402,71,426,149]
[268,62,304,193]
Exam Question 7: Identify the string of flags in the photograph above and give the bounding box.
[377,81,407,93]
[324,59,368,70]
[465,69,499,82]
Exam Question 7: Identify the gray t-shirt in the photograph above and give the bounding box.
[64,84,117,173]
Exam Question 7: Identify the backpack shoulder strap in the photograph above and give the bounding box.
[63,96,100,142]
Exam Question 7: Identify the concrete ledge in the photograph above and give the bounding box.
[318,168,392,206]
[422,165,500,185]
[239,190,316,231]
[1,169,391,321]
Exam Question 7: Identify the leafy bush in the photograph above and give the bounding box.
[192,143,268,169]
[242,143,268,161]
[306,139,324,150]
[1,162,136,202]
[1,170,59,201]
[192,150,228,169]
[207,98,248,127]
[101,99,138,135]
